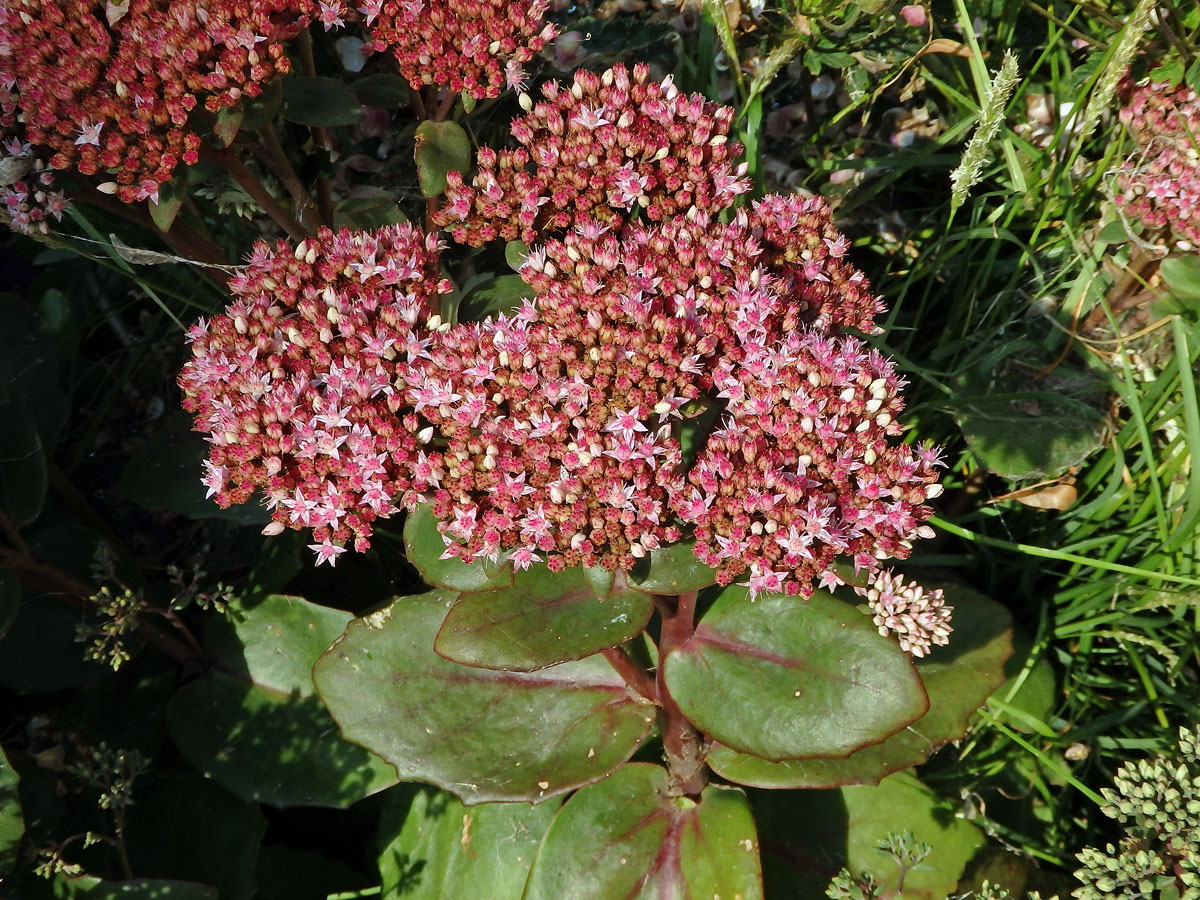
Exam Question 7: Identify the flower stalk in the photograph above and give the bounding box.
[656,591,707,797]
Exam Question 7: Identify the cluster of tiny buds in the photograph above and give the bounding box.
[1116,77,1200,247]
[361,0,555,99]
[1074,725,1200,899]
[853,569,952,658]
[1,138,67,234]
[1,0,308,205]
[178,224,452,565]
[437,63,750,246]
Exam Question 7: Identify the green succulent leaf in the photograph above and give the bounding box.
[415,120,471,198]
[755,771,984,900]
[627,540,718,594]
[281,76,365,127]
[350,73,410,107]
[377,788,558,900]
[404,502,513,592]
[333,193,407,229]
[148,176,185,233]
[123,768,266,900]
[0,398,47,528]
[313,591,656,804]
[50,876,218,900]
[707,584,1012,787]
[115,412,268,524]
[522,763,763,900]
[458,274,534,322]
[167,594,398,808]
[663,587,927,761]
[0,570,16,644]
[211,105,243,147]
[435,567,653,672]
[0,747,22,876]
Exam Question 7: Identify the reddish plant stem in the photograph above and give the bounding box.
[410,87,428,121]
[433,89,457,122]
[602,646,658,703]
[256,124,322,231]
[655,590,708,797]
[201,143,310,241]
[296,27,335,228]
[0,513,204,672]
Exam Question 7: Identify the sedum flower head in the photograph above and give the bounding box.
[365,0,555,100]
[1,139,68,234]
[405,231,698,570]
[1116,78,1200,247]
[436,63,751,246]
[416,197,940,596]
[0,0,309,206]
[854,569,951,657]
[1073,725,1200,900]
[178,224,452,564]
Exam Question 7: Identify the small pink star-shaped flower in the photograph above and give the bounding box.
[317,1,346,29]
[74,120,104,147]
[309,541,347,566]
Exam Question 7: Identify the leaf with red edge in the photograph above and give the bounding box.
[707,584,1012,788]
[663,587,927,761]
[312,591,656,805]
[435,567,653,672]
[522,763,762,900]
[403,502,513,593]
[627,540,718,594]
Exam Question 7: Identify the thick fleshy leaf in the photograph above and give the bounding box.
[350,73,410,107]
[663,587,927,761]
[282,76,365,127]
[167,595,397,807]
[333,193,407,230]
[115,412,268,524]
[840,772,984,899]
[403,502,513,592]
[435,567,653,672]
[124,769,265,900]
[0,398,47,527]
[754,771,984,900]
[212,105,243,147]
[954,357,1107,480]
[148,176,185,232]
[458,274,533,322]
[313,592,655,804]
[0,570,17,642]
[415,120,471,198]
[523,763,762,900]
[0,747,21,875]
[627,540,717,594]
[51,877,218,899]
[708,585,1012,787]
[505,240,528,271]
[377,788,558,900]
[0,594,112,693]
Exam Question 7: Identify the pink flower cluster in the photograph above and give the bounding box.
[180,63,943,607]
[1,139,67,234]
[411,194,939,593]
[178,224,452,564]
[1116,78,1200,245]
[855,569,952,658]
[0,0,309,205]
[436,64,751,246]
[363,0,555,100]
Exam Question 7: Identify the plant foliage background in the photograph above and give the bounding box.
[2,0,1200,898]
